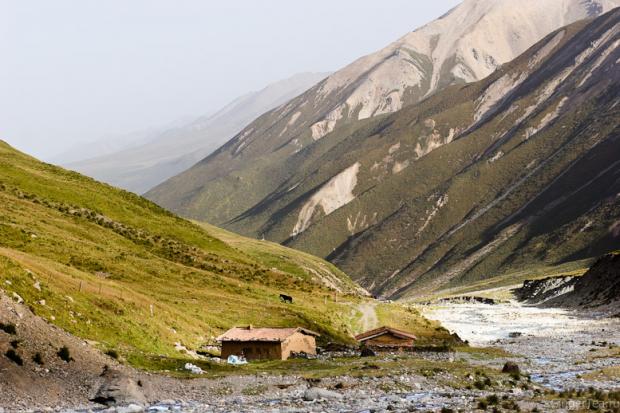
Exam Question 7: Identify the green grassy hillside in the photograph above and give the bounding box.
[0,141,452,370]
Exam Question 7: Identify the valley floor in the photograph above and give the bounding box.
[2,291,619,412]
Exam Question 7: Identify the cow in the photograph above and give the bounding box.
[279,294,293,304]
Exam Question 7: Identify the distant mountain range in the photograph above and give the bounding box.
[146,2,620,298]
[48,117,197,166]
[64,72,329,193]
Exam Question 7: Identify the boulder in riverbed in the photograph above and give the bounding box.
[91,366,146,407]
[360,347,376,357]
[303,387,343,401]
[502,362,520,375]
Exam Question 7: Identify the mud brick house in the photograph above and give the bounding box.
[355,326,417,351]
[217,326,320,360]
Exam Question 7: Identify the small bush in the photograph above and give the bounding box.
[104,349,119,359]
[5,349,23,366]
[10,339,21,349]
[32,352,44,365]
[57,346,73,362]
[477,400,488,410]
[487,394,499,405]
[0,322,17,335]
[474,379,490,390]
[501,399,521,411]
[241,384,268,396]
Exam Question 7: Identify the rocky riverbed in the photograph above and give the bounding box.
[35,361,547,413]
[422,300,620,391]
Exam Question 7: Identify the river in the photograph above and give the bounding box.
[422,300,620,390]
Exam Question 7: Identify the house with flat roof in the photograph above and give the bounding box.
[216,326,320,360]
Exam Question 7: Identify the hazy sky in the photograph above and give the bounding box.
[0,0,461,159]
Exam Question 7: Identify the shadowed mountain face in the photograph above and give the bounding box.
[64,72,329,194]
[516,253,620,312]
[148,7,620,298]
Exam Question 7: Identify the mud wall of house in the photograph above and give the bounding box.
[281,333,317,359]
[220,341,283,360]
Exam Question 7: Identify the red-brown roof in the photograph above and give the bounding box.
[354,326,417,342]
[216,326,320,342]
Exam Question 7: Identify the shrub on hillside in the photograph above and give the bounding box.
[5,349,23,366]
[32,352,44,365]
[0,322,17,335]
[57,346,74,362]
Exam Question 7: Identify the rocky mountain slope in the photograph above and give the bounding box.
[516,253,620,311]
[0,140,457,375]
[65,72,329,193]
[552,253,620,310]
[151,8,620,299]
[147,0,618,224]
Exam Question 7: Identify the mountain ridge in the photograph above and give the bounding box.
[65,72,330,193]
[146,0,618,225]
[150,7,619,298]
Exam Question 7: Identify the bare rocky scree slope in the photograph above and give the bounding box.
[516,252,620,312]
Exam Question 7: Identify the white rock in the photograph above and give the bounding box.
[303,387,344,401]
[116,405,144,413]
[183,362,204,374]
[12,292,23,304]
